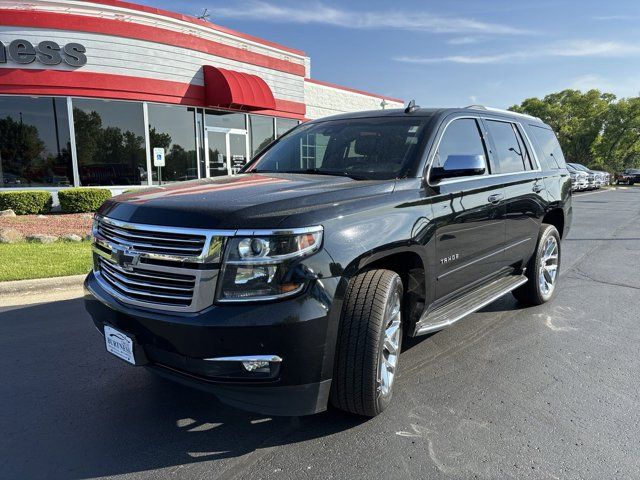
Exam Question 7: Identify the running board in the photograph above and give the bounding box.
[413,274,528,336]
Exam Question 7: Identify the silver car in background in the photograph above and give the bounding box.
[568,163,599,189]
[592,170,610,187]
[567,164,589,191]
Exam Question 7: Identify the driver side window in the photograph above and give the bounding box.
[434,118,488,173]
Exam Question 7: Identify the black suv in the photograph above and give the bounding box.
[85,106,572,417]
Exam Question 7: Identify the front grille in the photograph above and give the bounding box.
[92,216,235,312]
[96,217,207,257]
[98,257,196,307]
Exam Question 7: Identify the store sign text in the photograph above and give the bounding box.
[0,39,87,67]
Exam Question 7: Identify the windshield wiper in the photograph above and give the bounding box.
[275,169,369,180]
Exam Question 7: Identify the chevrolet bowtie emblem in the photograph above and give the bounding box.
[111,246,140,271]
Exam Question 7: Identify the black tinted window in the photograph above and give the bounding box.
[73,99,146,186]
[249,115,275,157]
[529,125,566,169]
[249,117,428,180]
[434,118,487,172]
[486,120,527,174]
[0,96,72,188]
[276,118,299,138]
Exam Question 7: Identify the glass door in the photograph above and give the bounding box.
[229,133,248,174]
[206,130,228,177]
[205,128,248,177]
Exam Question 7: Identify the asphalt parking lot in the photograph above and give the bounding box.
[1,187,639,480]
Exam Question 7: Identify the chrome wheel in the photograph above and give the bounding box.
[539,236,559,296]
[378,284,401,397]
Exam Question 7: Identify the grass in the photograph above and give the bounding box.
[0,241,93,282]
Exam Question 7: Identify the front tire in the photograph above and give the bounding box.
[513,224,561,306]
[330,269,403,417]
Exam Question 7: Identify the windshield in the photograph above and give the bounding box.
[626,169,640,174]
[245,117,429,180]
[569,163,590,172]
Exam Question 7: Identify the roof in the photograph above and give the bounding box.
[83,0,306,57]
[305,78,404,104]
[308,107,549,126]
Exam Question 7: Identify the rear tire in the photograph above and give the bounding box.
[513,224,561,306]
[330,269,403,417]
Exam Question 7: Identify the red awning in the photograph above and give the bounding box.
[203,66,276,111]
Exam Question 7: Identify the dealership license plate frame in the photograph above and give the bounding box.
[104,325,136,365]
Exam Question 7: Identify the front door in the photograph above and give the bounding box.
[428,117,507,301]
[205,128,248,177]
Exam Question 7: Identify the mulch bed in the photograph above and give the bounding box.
[0,213,93,237]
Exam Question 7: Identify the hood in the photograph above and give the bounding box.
[98,173,395,229]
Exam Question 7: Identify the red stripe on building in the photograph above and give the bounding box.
[305,78,403,104]
[85,0,306,57]
[0,69,306,119]
[0,10,306,77]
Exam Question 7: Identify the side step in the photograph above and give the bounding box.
[413,274,528,336]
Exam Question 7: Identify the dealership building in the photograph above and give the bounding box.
[0,0,403,195]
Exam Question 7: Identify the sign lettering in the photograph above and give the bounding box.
[0,39,87,67]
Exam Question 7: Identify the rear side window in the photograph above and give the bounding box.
[529,125,566,169]
[433,118,488,172]
[485,120,529,173]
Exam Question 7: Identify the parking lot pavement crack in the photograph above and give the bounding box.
[570,267,640,291]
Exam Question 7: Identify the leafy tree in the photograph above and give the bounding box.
[0,116,46,163]
[149,127,171,151]
[72,108,102,167]
[592,97,640,172]
[510,89,615,167]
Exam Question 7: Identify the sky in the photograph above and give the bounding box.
[145,0,640,108]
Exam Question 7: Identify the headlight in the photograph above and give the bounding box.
[217,226,323,302]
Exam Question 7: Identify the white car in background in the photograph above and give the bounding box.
[566,164,589,191]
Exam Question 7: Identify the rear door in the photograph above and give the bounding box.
[428,116,507,300]
[483,118,545,269]
[526,123,571,214]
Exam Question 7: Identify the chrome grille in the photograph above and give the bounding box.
[98,257,195,307]
[92,216,235,312]
[96,217,207,257]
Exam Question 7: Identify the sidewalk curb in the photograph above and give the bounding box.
[0,275,86,306]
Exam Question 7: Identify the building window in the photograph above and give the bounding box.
[148,104,198,183]
[73,99,147,186]
[249,115,275,157]
[0,96,72,188]
[205,110,246,129]
[276,118,299,138]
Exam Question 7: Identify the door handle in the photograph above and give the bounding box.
[533,182,544,193]
[487,193,504,204]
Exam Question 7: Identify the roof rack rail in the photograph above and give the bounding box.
[464,105,541,121]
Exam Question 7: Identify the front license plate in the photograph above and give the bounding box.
[104,325,136,365]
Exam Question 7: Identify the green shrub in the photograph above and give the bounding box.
[0,190,52,215]
[58,188,112,213]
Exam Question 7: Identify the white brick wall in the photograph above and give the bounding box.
[305,81,404,120]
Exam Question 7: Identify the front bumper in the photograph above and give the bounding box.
[84,272,342,416]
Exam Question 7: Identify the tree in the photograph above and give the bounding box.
[592,97,640,172]
[510,89,615,167]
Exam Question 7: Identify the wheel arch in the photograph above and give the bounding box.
[336,246,428,335]
[542,208,565,238]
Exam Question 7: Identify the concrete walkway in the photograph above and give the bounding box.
[0,274,86,307]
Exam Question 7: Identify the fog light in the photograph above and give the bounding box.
[242,360,270,372]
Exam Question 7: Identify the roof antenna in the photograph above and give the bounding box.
[197,8,210,21]
[405,99,419,113]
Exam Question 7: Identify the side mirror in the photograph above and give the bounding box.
[430,154,486,181]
